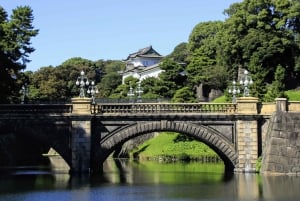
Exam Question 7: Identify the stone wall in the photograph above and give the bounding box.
[261,112,300,175]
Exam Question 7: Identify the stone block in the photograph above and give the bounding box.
[267,154,283,164]
[237,97,259,114]
[288,158,299,166]
[274,164,284,172]
[269,146,281,155]
[279,131,287,138]
[286,147,297,157]
[291,167,300,172]
[270,137,286,146]
[71,97,92,114]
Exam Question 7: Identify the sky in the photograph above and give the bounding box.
[1,0,242,71]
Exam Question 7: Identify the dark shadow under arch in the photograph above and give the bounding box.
[96,121,238,172]
[13,120,72,169]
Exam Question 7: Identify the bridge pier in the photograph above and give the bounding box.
[235,97,259,173]
[70,98,92,174]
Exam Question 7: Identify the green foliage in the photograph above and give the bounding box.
[140,77,162,99]
[256,156,262,173]
[109,76,138,99]
[61,57,93,68]
[96,60,123,98]
[172,87,196,103]
[0,6,38,103]
[165,42,189,63]
[26,57,123,101]
[212,95,228,103]
[264,64,286,102]
[188,21,223,52]
[187,21,229,91]
[158,58,187,98]
[98,72,121,98]
[222,0,300,99]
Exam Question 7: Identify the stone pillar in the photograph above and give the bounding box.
[236,97,259,173]
[71,97,92,114]
[237,97,259,114]
[70,97,92,174]
[275,98,287,112]
[236,120,258,173]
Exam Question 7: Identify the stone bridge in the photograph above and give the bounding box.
[0,97,300,175]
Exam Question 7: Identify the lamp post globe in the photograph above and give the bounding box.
[87,81,99,104]
[239,70,253,97]
[76,70,89,98]
[228,80,240,103]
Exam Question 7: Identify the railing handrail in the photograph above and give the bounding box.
[92,102,237,114]
[0,104,73,114]
[2,100,300,115]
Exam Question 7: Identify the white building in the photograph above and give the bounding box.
[122,46,164,83]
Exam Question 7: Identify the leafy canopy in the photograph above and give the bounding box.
[0,6,38,103]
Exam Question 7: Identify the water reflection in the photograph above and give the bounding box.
[103,159,230,185]
[0,158,300,201]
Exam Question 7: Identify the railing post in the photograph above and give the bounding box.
[235,97,259,173]
[71,97,92,114]
[70,97,92,174]
[236,97,259,114]
[275,98,287,112]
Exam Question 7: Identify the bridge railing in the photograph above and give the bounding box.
[0,104,73,114]
[92,103,237,114]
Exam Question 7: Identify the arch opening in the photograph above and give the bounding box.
[10,124,72,171]
[97,121,238,172]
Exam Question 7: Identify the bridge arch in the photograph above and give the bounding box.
[98,121,238,171]
[13,120,72,168]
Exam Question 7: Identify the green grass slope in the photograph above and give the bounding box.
[132,132,219,161]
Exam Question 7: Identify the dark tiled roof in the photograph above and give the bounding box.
[126,46,163,60]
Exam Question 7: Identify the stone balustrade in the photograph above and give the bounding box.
[1,97,300,116]
[93,102,237,114]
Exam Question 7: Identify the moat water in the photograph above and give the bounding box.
[0,156,300,201]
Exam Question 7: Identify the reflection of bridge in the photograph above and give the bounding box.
[1,97,300,174]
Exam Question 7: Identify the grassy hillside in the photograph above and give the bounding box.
[131,132,219,161]
[285,90,300,101]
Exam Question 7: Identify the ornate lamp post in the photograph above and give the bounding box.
[239,70,253,97]
[87,81,99,104]
[20,83,28,104]
[76,70,89,98]
[135,81,143,103]
[127,82,135,102]
[228,80,240,103]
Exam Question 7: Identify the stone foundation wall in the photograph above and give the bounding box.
[261,112,300,175]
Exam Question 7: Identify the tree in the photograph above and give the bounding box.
[140,77,163,99]
[98,72,121,98]
[158,58,187,98]
[188,21,223,52]
[172,87,196,103]
[109,76,139,99]
[0,6,38,103]
[264,64,286,102]
[165,42,189,64]
[187,21,229,96]
[29,66,68,101]
[96,60,124,98]
[222,0,300,99]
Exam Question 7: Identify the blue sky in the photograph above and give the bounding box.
[1,0,241,71]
